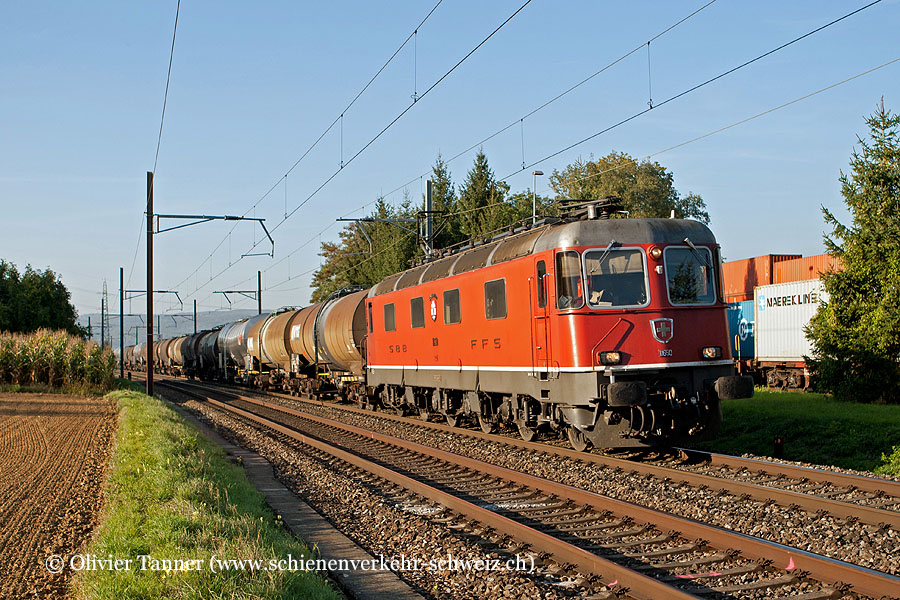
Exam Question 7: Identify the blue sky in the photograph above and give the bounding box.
[2,0,898,320]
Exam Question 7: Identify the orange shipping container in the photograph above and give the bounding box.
[774,254,841,284]
[722,254,800,302]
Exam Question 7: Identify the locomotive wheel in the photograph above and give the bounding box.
[567,426,591,452]
[418,408,432,422]
[478,414,496,434]
[517,423,538,442]
[444,413,459,427]
[394,406,407,417]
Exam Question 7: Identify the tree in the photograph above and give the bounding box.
[310,197,419,302]
[456,150,512,239]
[806,100,900,402]
[429,153,464,250]
[549,151,709,223]
[0,260,88,337]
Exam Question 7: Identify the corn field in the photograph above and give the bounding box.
[0,329,117,391]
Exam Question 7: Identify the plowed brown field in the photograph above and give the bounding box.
[0,393,116,599]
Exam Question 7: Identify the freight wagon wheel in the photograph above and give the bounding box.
[517,423,538,443]
[418,408,432,422]
[444,413,459,427]
[566,426,591,452]
[478,414,496,434]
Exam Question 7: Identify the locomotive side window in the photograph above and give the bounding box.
[367,302,373,333]
[664,247,716,305]
[536,260,546,308]
[555,251,584,309]
[584,248,648,308]
[384,303,396,332]
[443,289,461,324]
[484,279,507,320]
[410,297,425,329]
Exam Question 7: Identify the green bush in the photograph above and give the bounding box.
[877,445,900,476]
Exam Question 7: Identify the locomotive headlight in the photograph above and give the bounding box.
[702,346,722,359]
[649,246,662,260]
[597,351,621,365]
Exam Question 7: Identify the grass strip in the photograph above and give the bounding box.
[692,389,900,472]
[74,389,342,600]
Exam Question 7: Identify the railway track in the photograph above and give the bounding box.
[156,378,900,599]
[146,374,900,533]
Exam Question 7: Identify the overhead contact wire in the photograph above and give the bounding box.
[373,0,720,205]
[172,0,445,293]
[256,0,724,287]
[127,0,180,292]
[502,0,885,180]
[232,0,534,265]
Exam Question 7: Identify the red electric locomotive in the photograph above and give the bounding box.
[364,199,753,450]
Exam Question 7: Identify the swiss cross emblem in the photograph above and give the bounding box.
[651,318,674,343]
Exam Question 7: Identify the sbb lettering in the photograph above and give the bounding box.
[387,344,407,353]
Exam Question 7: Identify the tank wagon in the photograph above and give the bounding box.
[136,199,752,449]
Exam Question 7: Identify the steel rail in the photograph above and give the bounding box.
[164,376,900,531]
[165,380,900,599]
[159,381,700,600]
[677,448,900,498]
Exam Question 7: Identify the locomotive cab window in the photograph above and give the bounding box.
[584,248,648,308]
[383,303,396,332]
[443,288,461,324]
[484,279,507,320]
[664,246,716,305]
[556,250,584,309]
[367,302,373,333]
[410,297,425,329]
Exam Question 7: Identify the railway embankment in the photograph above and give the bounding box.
[70,389,340,600]
[690,388,900,473]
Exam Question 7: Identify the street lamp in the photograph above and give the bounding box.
[531,170,544,225]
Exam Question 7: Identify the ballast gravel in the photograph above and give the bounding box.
[178,397,609,600]
[262,394,900,577]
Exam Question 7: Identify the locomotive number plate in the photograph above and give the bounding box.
[659,349,673,357]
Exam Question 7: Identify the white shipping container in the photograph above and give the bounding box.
[754,279,828,363]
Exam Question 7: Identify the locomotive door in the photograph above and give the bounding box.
[530,259,550,374]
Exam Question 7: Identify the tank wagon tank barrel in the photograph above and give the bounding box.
[315,289,369,374]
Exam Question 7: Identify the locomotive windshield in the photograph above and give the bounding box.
[584,248,648,308]
[664,246,716,305]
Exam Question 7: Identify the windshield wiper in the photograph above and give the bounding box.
[590,239,617,273]
[683,237,711,269]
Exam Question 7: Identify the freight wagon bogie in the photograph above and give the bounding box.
[762,363,809,390]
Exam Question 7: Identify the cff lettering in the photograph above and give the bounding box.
[470,338,501,350]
